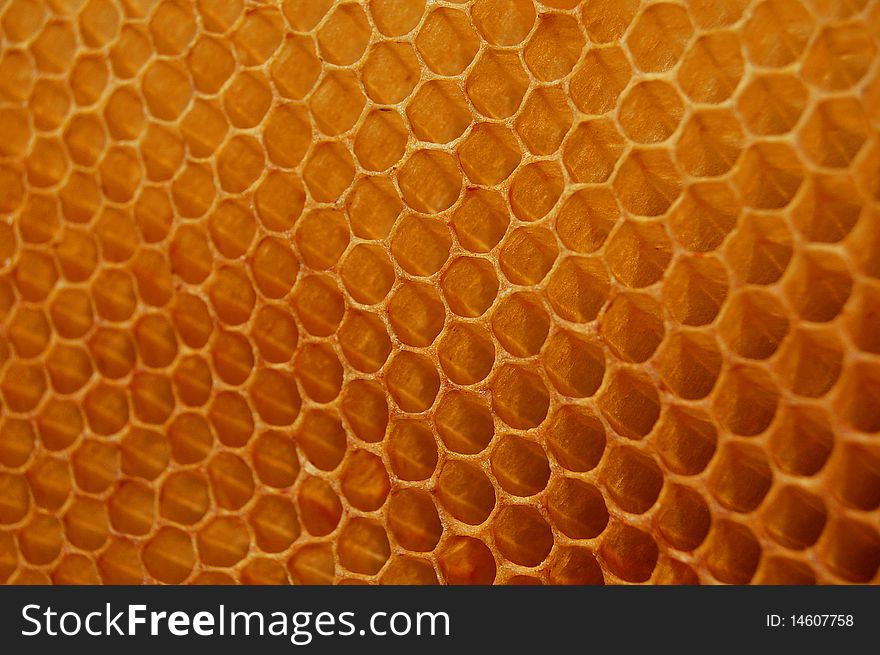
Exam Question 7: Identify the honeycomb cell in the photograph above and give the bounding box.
[570,45,631,115]
[548,478,609,540]
[309,70,366,136]
[388,489,443,552]
[208,391,256,448]
[618,81,683,145]
[338,518,390,575]
[492,505,553,567]
[436,460,495,526]
[626,3,692,72]
[491,364,550,430]
[271,35,320,100]
[342,380,388,443]
[392,214,451,278]
[524,13,584,82]
[340,244,395,305]
[438,536,496,585]
[416,7,479,76]
[656,485,710,552]
[434,390,494,456]
[466,49,529,119]
[297,477,342,537]
[296,409,346,470]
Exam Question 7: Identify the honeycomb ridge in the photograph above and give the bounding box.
[0,0,879,585]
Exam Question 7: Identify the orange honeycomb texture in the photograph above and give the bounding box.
[0,0,879,586]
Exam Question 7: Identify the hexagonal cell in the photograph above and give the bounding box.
[662,254,729,326]
[391,213,452,277]
[656,485,711,552]
[678,32,743,104]
[436,460,495,525]
[499,226,558,286]
[836,361,880,433]
[168,413,213,465]
[669,181,738,252]
[569,45,631,115]
[222,70,272,129]
[490,363,550,430]
[524,13,584,82]
[718,288,789,360]
[802,23,875,91]
[653,405,717,476]
[492,505,553,567]
[386,351,441,413]
[296,408,347,471]
[437,323,495,385]
[317,3,370,66]
[599,368,661,440]
[458,123,521,186]
[708,442,773,513]
[491,291,550,358]
[342,379,389,444]
[362,41,420,104]
[735,142,804,210]
[602,445,664,514]
[775,326,843,398]
[543,329,606,398]
[563,119,624,184]
[294,209,349,272]
[830,442,880,511]
[618,80,683,145]
[515,86,572,156]
[599,521,659,583]
[388,489,443,552]
[397,149,462,214]
[270,34,321,100]
[703,519,761,584]
[762,485,827,550]
[343,176,400,240]
[615,149,683,216]
[548,478,609,540]
[293,340,344,403]
[288,543,335,585]
[434,389,494,455]
[416,7,479,75]
[755,557,816,585]
[340,450,390,512]
[209,390,256,447]
[555,188,617,254]
[407,80,471,145]
[783,249,853,323]
[676,109,744,178]
[441,257,499,318]
[654,330,722,401]
[714,364,780,436]
[252,430,300,489]
[369,0,425,36]
[303,141,356,203]
[545,255,610,323]
[600,292,665,363]
[800,98,868,169]
[451,188,509,253]
[465,48,529,119]
[471,0,534,45]
[792,174,862,244]
[308,70,366,136]
[340,243,395,306]
[490,434,550,497]
[437,536,496,585]
[737,73,807,136]
[387,419,439,482]
[769,404,832,479]
[159,470,209,525]
[338,518,390,575]
[724,211,793,285]
[263,104,311,169]
[743,0,813,68]
[816,518,880,583]
[380,556,439,585]
[230,4,282,65]
[626,2,693,72]
[338,310,391,374]
[296,476,342,537]
[606,220,674,289]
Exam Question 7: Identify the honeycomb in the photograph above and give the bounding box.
[0,0,879,586]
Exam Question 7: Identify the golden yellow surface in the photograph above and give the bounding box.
[0,0,879,585]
